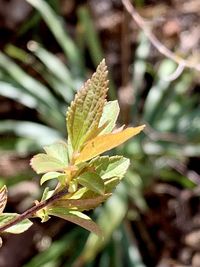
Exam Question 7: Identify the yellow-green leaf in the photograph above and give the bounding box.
[0,186,7,214]
[52,194,110,211]
[40,187,54,201]
[0,213,33,234]
[77,172,105,195]
[89,156,130,180]
[31,141,68,174]
[48,208,102,236]
[44,142,68,165]
[40,172,66,185]
[66,59,108,151]
[99,100,120,134]
[75,125,145,164]
[30,154,66,174]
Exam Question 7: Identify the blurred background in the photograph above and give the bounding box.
[0,0,200,266]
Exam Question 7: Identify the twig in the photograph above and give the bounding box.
[0,187,68,233]
[122,0,200,72]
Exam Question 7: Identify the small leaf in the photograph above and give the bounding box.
[68,179,78,193]
[66,187,100,201]
[52,193,110,211]
[66,187,88,200]
[44,142,68,165]
[99,100,120,134]
[31,141,68,174]
[48,208,102,236]
[36,208,50,223]
[55,185,111,211]
[77,172,105,195]
[41,187,54,201]
[0,186,7,214]
[35,188,53,223]
[75,125,145,163]
[0,213,33,234]
[40,172,65,185]
[67,59,109,151]
[103,157,129,180]
[89,156,130,180]
[31,154,66,174]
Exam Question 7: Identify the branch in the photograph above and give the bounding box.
[122,0,200,72]
[0,187,69,233]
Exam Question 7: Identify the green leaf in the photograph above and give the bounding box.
[30,154,66,174]
[41,187,54,201]
[0,213,33,234]
[0,120,61,146]
[0,186,7,214]
[52,193,110,212]
[31,142,68,174]
[26,0,81,70]
[0,81,38,109]
[105,177,120,193]
[67,59,108,151]
[35,188,53,223]
[44,142,68,165]
[36,208,51,223]
[40,172,66,185]
[0,52,58,108]
[89,156,130,180]
[59,187,87,201]
[48,208,101,235]
[99,100,120,134]
[28,41,76,96]
[78,6,104,66]
[77,172,105,195]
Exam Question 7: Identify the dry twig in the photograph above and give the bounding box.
[122,0,200,74]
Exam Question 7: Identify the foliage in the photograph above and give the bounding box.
[0,60,144,236]
[0,0,199,266]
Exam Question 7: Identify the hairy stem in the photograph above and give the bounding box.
[0,187,69,233]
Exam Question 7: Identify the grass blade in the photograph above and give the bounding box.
[26,0,82,74]
[0,120,62,145]
[0,52,57,108]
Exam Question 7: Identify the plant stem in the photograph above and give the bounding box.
[0,187,69,233]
